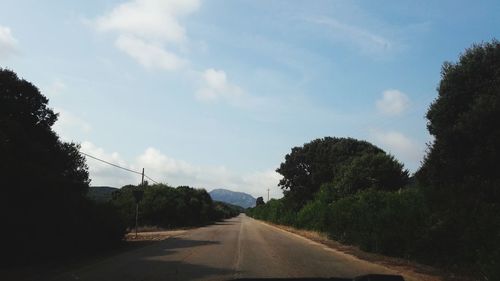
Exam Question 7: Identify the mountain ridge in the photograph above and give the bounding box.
[209,188,256,208]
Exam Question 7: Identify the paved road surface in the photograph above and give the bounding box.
[51,214,398,281]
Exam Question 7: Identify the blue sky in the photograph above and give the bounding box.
[1,0,499,199]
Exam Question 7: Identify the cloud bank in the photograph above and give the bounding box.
[0,25,18,59]
[196,68,244,102]
[369,129,423,172]
[81,141,283,199]
[94,0,199,70]
[376,89,410,116]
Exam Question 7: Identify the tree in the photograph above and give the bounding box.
[418,40,500,206]
[0,69,89,196]
[0,68,123,264]
[416,40,500,279]
[331,152,409,198]
[417,40,500,210]
[111,184,238,228]
[256,196,265,206]
[276,137,384,209]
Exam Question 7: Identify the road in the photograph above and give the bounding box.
[51,214,400,281]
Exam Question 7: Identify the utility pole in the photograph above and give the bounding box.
[134,168,145,239]
[141,168,145,186]
[267,188,270,202]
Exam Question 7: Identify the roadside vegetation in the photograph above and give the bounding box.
[0,68,240,266]
[247,40,500,280]
[110,183,242,229]
[0,68,125,265]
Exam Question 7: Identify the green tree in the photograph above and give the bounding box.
[256,196,265,206]
[416,40,500,279]
[276,137,384,209]
[111,184,234,228]
[0,69,124,264]
[418,40,500,204]
[331,152,409,199]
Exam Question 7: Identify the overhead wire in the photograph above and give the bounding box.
[79,151,159,184]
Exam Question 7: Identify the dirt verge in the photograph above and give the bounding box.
[260,221,471,281]
[125,230,187,242]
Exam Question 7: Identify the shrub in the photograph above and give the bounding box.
[326,188,428,258]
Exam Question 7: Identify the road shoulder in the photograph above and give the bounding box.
[249,217,462,281]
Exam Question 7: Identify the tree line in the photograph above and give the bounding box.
[0,69,240,266]
[111,183,242,229]
[247,40,500,280]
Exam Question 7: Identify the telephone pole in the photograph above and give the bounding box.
[134,168,145,239]
[267,188,270,202]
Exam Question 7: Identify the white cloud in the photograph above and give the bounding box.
[196,68,245,103]
[80,141,138,186]
[241,170,283,201]
[115,35,186,70]
[44,79,67,98]
[0,25,18,59]
[376,89,410,115]
[53,108,92,141]
[95,0,199,44]
[137,147,197,178]
[306,16,393,55]
[135,147,282,198]
[81,142,283,199]
[94,0,199,70]
[370,129,423,171]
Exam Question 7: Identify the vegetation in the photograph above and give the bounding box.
[417,40,500,278]
[276,137,408,209]
[110,183,242,229]
[0,68,126,265]
[255,196,265,206]
[248,41,500,281]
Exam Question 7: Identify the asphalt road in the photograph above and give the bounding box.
[51,214,399,281]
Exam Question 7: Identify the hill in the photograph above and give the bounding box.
[209,189,256,208]
[87,186,118,202]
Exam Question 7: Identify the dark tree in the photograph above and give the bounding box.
[0,69,124,264]
[276,137,385,209]
[0,69,89,195]
[418,40,500,204]
[416,40,500,278]
[331,152,409,198]
[111,184,238,227]
[256,196,265,206]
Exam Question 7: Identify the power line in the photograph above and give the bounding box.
[79,151,159,184]
[143,174,158,184]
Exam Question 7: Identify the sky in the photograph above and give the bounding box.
[1,0,499,199]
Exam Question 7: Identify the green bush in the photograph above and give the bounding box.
[111,184,240,229]
[247,199,296,225]
[327,188,428,258]
[295,200,328,231]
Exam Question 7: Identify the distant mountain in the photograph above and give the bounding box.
[87,186,118,202]
[209,189,256,208]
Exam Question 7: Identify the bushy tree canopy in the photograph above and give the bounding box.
[276,137,401,208]
[331,152,409,198]
[418,40,500,205]
[0,69,123,264]
[256,197,265,206]
[416,40,500,279]
[111,184,239,228]
[1,68,89,197]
